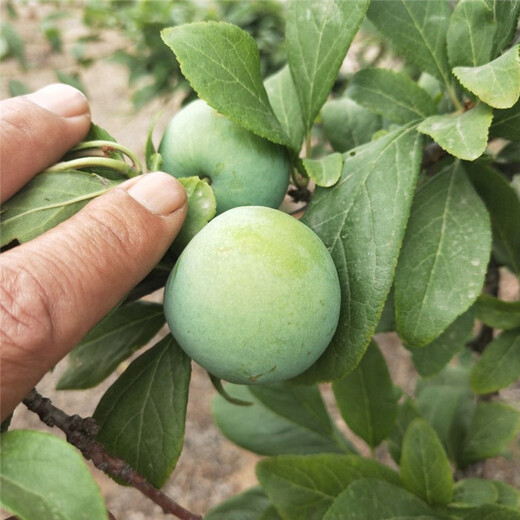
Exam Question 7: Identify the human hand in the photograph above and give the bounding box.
[0,84,187,421]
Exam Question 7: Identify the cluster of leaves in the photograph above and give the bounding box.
[1,0,520,518]
[207,351,520,519]
[1,0,287,107]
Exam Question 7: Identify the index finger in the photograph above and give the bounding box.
[0,84,91,203]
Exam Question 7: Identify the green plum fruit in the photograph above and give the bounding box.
[159,99,291,214]
[163,206,341,384]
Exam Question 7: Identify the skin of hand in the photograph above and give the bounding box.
[0,84,188,422]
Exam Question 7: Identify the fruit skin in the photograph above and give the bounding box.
[163,206,341,384]
[159,99,291,214]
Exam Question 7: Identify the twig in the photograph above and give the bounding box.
[7,514,117,520]
[22,389,203,520]
[468,323,494,354]
[467,258,500,353]
[421,142,448,173]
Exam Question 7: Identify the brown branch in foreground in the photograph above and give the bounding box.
[22,389,203,520]
[7,515,118,520]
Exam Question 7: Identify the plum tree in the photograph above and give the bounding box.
[159,99,291,214]
[163,206,341,384]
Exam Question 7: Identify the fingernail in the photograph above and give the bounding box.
[28,83,89,119]
[127,172,187,216]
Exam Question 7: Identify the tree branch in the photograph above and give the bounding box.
[22,389,203,520]
[6,512,117,520]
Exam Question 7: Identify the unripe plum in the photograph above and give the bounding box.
[159,100,291,214]
[163,206,341,384]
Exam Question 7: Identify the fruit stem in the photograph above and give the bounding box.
[446,83,463,112]
[42,157,140,178]
[291,166,309,190]
[68,140,144,173]
[305,131,312,159]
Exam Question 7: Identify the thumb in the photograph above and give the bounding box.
[0,172,187,419]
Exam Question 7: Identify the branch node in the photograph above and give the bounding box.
[23,388,202,520]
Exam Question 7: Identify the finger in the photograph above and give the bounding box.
[0,172,187,420]
[0,83,91,202]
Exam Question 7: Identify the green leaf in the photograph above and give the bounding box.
[454,46,520,109]
[452,478,499,509]
[409,309,475,378]
[332,341,397,448]
[264,65,305,152]
[418,72,443,101]
[347,68,437,124]
[57,301,165,390]
[56,71,87,96]
[498,141,520,163]
[296,125,422,382]
[447,0,496,68]
[212,383,352,456]
[205,487,278,520]
[161,22,290,147]
[417,104,493,161]
[416,363,473,395]
[171,176,217,254]
[0,21,26,69]
[470,329,520,394]
[375,289,396,333]
[302,153,342,188]
[248,384,351,450]
[144,113,163,172]
[475,295,520,330]
[452,478,520,510]
[94,335,191,488]
[465,161,520,275]
[0,430,107,520]
[387,398,422,464]
[415,366,475,461]
[461,402,520,467]
[367,0,452,87]
[256,454,399,520]
[0,172,122,247]
[493,481,520,509]
[395,162,491,347]
[85,122,118,144]
[490,99,520,141]
[286,0,370,132]
[463,504,520,519]
[8,79,29,97]
[400,418,454,506]
[490,0,520,59]
[323,478,440,520]
[321,97,381,153]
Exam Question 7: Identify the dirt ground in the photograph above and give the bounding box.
[1,4,519,519]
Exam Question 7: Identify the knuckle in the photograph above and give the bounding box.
[0,98,47,154]
[84,198,149,264]
[0,261,56,362]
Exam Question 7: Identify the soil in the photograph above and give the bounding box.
[1,4,519,519]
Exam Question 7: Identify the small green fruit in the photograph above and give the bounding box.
[159,99,290,214]
[164,206,341,384]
